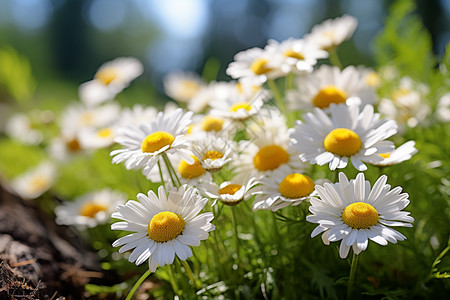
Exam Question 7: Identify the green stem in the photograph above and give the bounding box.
[267,79,285,113]
[230,206,240,257]
[125,269,152,300]
[329,48,343,70]
[347,252,359,300]
[157,160,166,189]
[167,264,180,295]
[181,260,200,289]
[162,153,181,188]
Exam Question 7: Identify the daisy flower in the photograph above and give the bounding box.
[55,189,127,228]
[61,102,121,131]
[78,126,118,149]
[209,89,270,122]
[304,15,358,51]
[378,77,431,130]
[436,92,450,123]
[290,103,397,171]
[5,112,43,145]
[371,141,418,167]
[117,104,158,128]
[190,132,233,173]
[307,172,414,259]
[79,57,143,106]
[10,161,57,200]
[287,65,376,111]
[111,185,215,272]
[264,38,328,74]
[163,71,204,103]
[47,126,85,162]
[111,108,194,177]
[202,175,258,206]
[187,114,231,137]
[226,46,285,86]
[252,165,319,212]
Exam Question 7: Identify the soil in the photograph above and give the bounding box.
[0,184,112,299]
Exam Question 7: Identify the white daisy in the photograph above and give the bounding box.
[371,141,418,167]
[79,57,144,106]
[209,89,270,122]
[163,71,204,103]
[118,104,159,128]
[55,188,127,228]
[378,77,431,130]
[287,65,376,111]
[111,185,215,272]
[111,108,194,177]
[10,161,57,200]
[436,92,450,123]
[61,102,121,131]
[187,114,232,137]
[226,46,285,86]
[47,126,85,162]
[307,172,414,259]
[264,38,328,74]
[190,132,234,173]
[304,14,358,51]
[252,165,319,212]
[290,103,397,171]
[78,126,118,149]
[5,112,43,145]
[202,175,258,206]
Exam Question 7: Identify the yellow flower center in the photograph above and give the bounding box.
[391,88,411,100]
[324,128,362,156]
[67,138,82,152]
[201,116,224,132]
[379,153,391,159]
[95,67,119,85]
[284,49,305,60]
[141,131,175,153]
[97,128,112,138]
[365,72,380,87]
[342,202,379,229]
[312,85,348,108]
[219,184,242,195]
[180,80,201,99]
[250,58,273,75]
[253,145,289,171]
[30,177,49,193]
[79,202,107,218]
[203,150,224,161]
[229,102,252,112]
[278,173,315,199]
[147,211,185,243]
[178,156,205,179]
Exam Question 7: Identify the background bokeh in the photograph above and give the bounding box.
[0,0,449,100]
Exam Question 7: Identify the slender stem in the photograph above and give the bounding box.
[347,252,359,300]
[230,206,240,256]
[167,264,180,295]
[181,260,200,289]
[267,79,285,113]
[329,48,343,70]
[162,153,181,188]
[157,160,166,189]
[125,269,152,300]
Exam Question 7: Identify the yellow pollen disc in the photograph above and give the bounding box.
[201,116,224,132]
[379,153,391,159]
[97,128,112,138]
[230,102,252,112]
[67,138,82,152]
[278,173,315,199]
[31,177,48,192]
[148,211,185,243]
[203,150,224,161]
[95,67,119,85]
[178,156,205,179]
[219,184,242,195]
[141,131,175,153]
[342,202,379,229]
[312,85,348,108]
[365,72,380,87]
[79,202,107,218]
[253,145,289,171]
[284,49,305,60]
[250,58,273,75]
[181,80,201,99]
[323,128,362,156]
